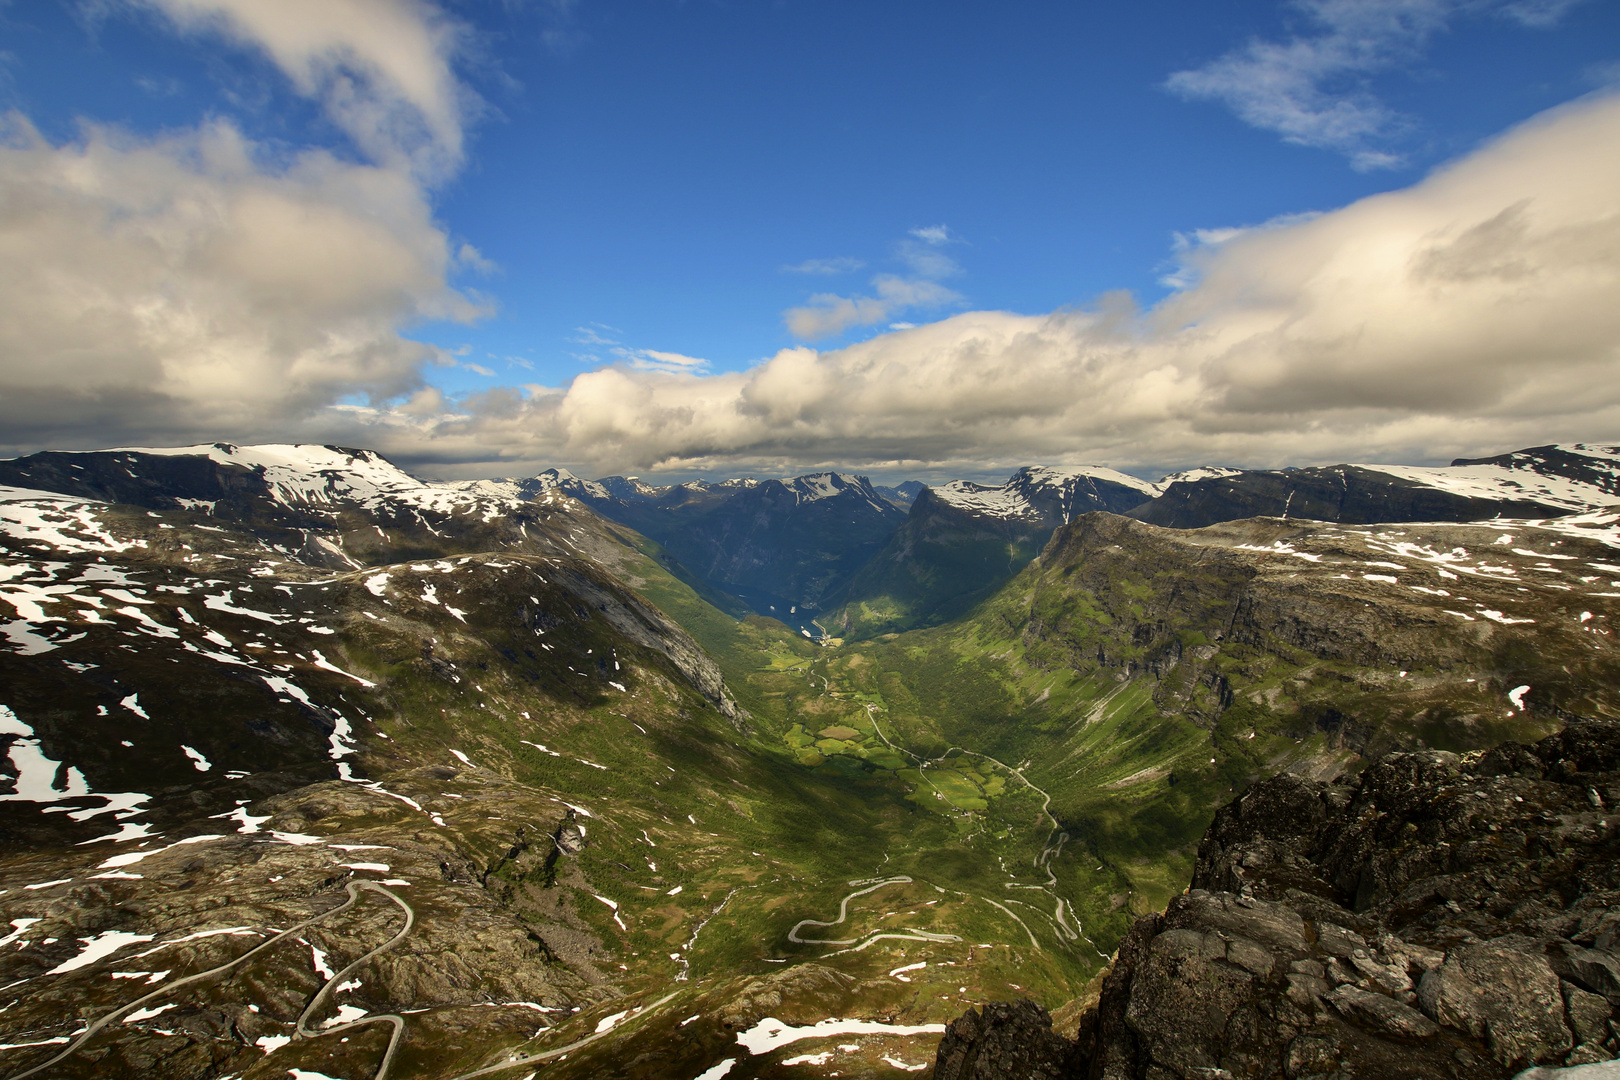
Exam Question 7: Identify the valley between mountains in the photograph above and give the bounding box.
[0,443,1618,1079]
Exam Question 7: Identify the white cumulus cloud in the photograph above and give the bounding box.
[0,113,483,453]
[782,227,965,342]
[335,92,1620,480]
[0,0,494,456]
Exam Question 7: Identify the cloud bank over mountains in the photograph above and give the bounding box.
[1,1,1617,480]
[338,91,1620,478]
[0,112,482,450]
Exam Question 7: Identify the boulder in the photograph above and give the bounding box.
[1418,942,1573,1067]
[933,999,1078,1080]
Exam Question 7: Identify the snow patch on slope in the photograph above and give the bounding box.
[1355,458,1620,513]
[1158,466,1244,486]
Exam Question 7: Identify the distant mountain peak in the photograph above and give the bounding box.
[931,465,1158,523]
[786,471,860,500]
[1157,466,1244,486]
[0,443,574,528]
[1009,464,1162,498]
[1134,442,1620,530]
[533,467,612,501]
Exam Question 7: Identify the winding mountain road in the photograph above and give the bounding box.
[443,991,682,1079]
[860,702,1106,957]
[788,876,961,954]
[9,879,414,1080]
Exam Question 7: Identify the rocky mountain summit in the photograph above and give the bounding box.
[937,719,1620,1079]
[929,467,1158,524]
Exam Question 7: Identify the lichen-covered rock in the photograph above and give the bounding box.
[1418,942,1572,1065]
[1565,983,1614,1049]
[1327,984,1440,1040]
[1121,924,1265,1075]
[1563,946,1620,1005]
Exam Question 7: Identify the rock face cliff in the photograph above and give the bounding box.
[831,486,1055,639]
[937,720,1620,1079]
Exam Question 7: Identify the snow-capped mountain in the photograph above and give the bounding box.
[831,465,1156,639]
[1385,442,1620,509]
[1,450,911,633]
[931,464,1159,523]
[1155,466,1244,486]
[832,446,1620,640]
[1134,444,1620,530]
[0,443,568,532]
[0,444,592,574]
[535,468,902,511]
[778,471,900,512]
[530,469,770,513]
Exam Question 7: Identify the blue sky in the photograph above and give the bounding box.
[2,1,1619,480]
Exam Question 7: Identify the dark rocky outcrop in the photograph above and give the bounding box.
[0,444,405,534]
[938,720,1620,1078]
[0,445,280,517]
[935,1000,1082,1079]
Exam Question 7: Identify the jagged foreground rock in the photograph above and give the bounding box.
[936,720,1620,1079]
[935,999,1085,1079]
